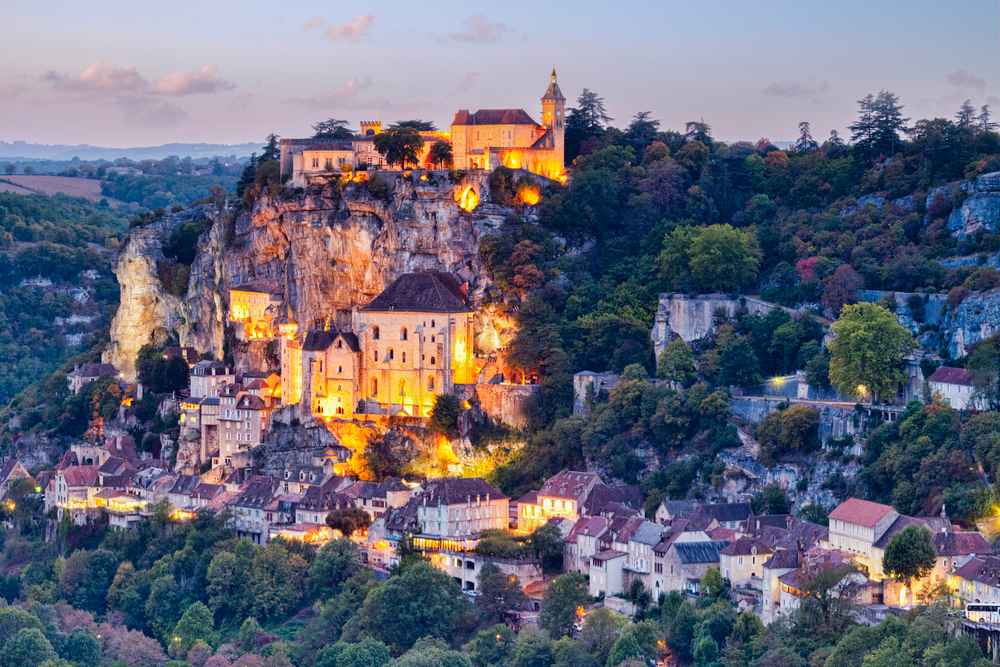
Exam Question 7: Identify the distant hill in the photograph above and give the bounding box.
[0,141,259,161]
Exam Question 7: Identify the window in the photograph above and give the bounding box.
[402,351,406,363]
[311,157,319,169]
[655,563,663,574]
[428,376,434,391]
[336,340,342,349]
[431,320,436,328]
[337,366,343,374]
[399,380,406,398]
[388,348,394,360]
[401,327,408,341]
[324,158,333,170]
[371,379,378,395]
[430,356,436,365]
[372,326,380,340]
[373,350,379,362]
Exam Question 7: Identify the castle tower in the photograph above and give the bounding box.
[541,67,566,171]
[359,120,382,136]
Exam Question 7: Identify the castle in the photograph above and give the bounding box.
[280,68,566,185]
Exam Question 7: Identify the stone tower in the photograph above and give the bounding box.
[541,67,566,168]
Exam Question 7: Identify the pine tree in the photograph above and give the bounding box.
[849,94,876,150]
[261,134,280,162]
[979,105,998,133]
[794,121,818,153]
[870,90,909,157]
[956,99,977,129]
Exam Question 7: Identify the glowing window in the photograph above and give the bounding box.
[371,379,378,395]
[374,350,379,362]
[428,377,434,391]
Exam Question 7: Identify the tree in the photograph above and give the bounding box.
[249,542,308,622]
[0,608,43,647]
[325,507,371,538]
[170,602,215,657]
[979,105,998,133]
[661,224,761,294]
[624,111,660,156]
[883,525,936,584]
[851,90,908,158]
[429,393,462,438]
[685,120,713,145]
[529,523,564,573]
[700,567,728,599]
[565,89,611,161]
[373,127,424,169]
[476,562,526,626]
[332,638,392,667]
[967,334,1000,410]
[657,338,697,386]
[751,484,790,514]
[61,628,101,667]
[822,264,864,316]
[956,99,977,129]
[0,628,56,667]
[308,539,360,599]
[510,631,554,667]
[539,572,588,638]
[465,624,515,667]
[392,120,437,131]
[428,140,453,169]
[312,119,354,139]
[828,302,914,402]
[261,133,280,162]
[756,404,820,464]
[578,607,626,664]
[59,548,119,614]
[357,562,468,652]
[794,121,818,153]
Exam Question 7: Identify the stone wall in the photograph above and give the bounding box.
[573,371,620,417]
[730,396,866,444]
[474,383,539,430]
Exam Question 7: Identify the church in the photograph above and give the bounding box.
[279,271,477,420]
[280,68,566,183]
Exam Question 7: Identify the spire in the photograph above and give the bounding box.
[542,66,565,102]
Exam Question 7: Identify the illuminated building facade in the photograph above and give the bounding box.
[229,284,282,341]
[451,68,565,180]
[288,271,475,420]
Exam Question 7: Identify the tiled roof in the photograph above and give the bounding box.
[829,498,896,528]
[72,362,117,378]
[170,474,201,496]
[955,555,1000,587]
[361,271,469,313]
[703,502,753,523]
[763,548,800,570]
[452,108,539,126]
[567,516,609,543]
[233,476,278,509]
[720,536,773,557]
[191,360,231,377]
[674,540,729,564]
[873,515,949,549]
[539,470,598,502]
[98,456,126,475]
[593,549,627,561]
[583,483,643,516]
[236,394,266,410]
[336,332,360,353]
[61,465,99,487]
[933,530,991,557]
[928,366,974,386]
[630,520,665,546]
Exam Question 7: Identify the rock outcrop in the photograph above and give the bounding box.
[928,171,1000,238]
[106,172,510,380]
[940,288,1000,357]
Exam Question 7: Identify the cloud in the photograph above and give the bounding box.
[152,65,235,96]
[452,72,480,94]
[946,69,987,91]
[762,80,831,99]
[304,15,375,42]
[302,16,325,31]
[118,95,188,126]
[286,77,380,109]
[445,15,511,43]
[43,63,147,95]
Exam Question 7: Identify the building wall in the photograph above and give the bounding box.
[417,497,508,539]
[230,290,278,340]
[720,550,769,587]
[452,123,543,170]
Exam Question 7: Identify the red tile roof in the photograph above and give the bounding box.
[61,465,99,487]
[933,530,992,557]
[928,366,974,386]
[829,498,896,528]
[452,108,538,126]
[720,536,773,557]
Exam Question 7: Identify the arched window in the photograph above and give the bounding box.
[336,339,342,349]
[371,379,378,395]
[388,348,395,360]
[401,327,408,341]
[430,356,436,365]
[372,326,380,340]
[431,319,436,328]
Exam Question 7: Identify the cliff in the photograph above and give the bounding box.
[106,172,508,380]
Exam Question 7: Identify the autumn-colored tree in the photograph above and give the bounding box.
[822,264,864,316]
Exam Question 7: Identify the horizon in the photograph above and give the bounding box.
[4,0,999,147]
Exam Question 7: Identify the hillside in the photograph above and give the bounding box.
[0,140,259,160]
[0,175,107,201]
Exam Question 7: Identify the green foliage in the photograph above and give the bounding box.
[828,303,914,401]
[373,128,424,168]
[308,539,360,600]
[660,224,761,293]
[324,508,371,539]
[136,343,190,394]
[657,338,696,385]
[577,607,626,665]
[967,334,1000,410]
[475,562,527,626]
[170,601,215,656]
[540,572,588,639]
[465,624,515,667]
[0,627,56,667]
[357,562,469,653]
[429,393,463,439]
[530,523,566,574]
[882,525,937,582]
[751,484,791,515]
[756,404,820,464]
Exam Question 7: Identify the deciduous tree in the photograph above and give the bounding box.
[828,303,914,402]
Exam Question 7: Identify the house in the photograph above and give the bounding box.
[720,537,774,588]
[437,550,543,594]
[0,459,33,498]
[589,550,628,597]
[519,470,599,532]
[950,555,1000,610]
[654,500,752,531]
[928,366,984,410]
[774,549,873,621]
[67,363,117,394]
[54,465,100,524]
[827,498,899,570]
[661,540,730,594]
[761,548,801,624]
[295,477,354,525]
[228,285,282,341]
[230,476,280,544]
[189,360,234,399]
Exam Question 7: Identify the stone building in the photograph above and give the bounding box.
[285,271,475,420]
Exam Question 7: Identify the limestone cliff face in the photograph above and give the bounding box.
[925,171,1000,238]
[107,172,507,380]
[104,206,223,381]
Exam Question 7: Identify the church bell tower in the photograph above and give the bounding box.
[541,67,566,170]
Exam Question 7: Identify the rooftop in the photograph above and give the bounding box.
[674,540,729,564]
[829,498,896,528]
[928,366,975,386]
[361,271,469,313]
[452,108,539,126]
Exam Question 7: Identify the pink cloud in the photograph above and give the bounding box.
[152,66,235,96]
[446,16,511,43]
[44,63,147,95]
[322,15,375,42]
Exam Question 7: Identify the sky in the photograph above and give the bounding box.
[3,0,999,147]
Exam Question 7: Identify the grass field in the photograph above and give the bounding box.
[0,175,106,200]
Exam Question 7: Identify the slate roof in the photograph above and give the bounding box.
[583,483,643,516]
[674,540,729,564]
[873,514,949,549]
[0,459,28,483]
[336,333,360,352]
[191,360,230,377]
[233,476,278,509]
[361,272,470,313]
[955,555,1000,587]
[302,330,337,351]
[703,502,753,523]
[419,477,506,505]
[236,394,266,410]
[452,108,539,126]
[763,548,801,570]
[660,500,699,518]
[928,366,974,386]
[829,498,896,528]
[630,520,665,546]
[170,474,202,496]
[593,549,627,561]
